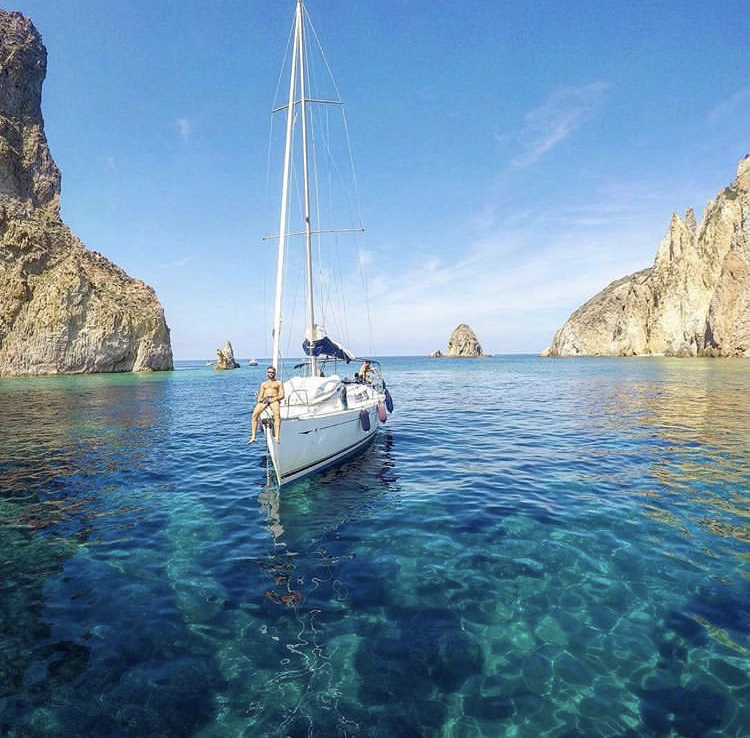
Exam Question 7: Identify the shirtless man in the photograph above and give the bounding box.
[249,366,284,443]
[358,360,373,383]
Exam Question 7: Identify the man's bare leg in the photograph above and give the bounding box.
[248,406,260,443]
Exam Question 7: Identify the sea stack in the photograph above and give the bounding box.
[0,11,173,375]
[446,324,484,357]
[214,341,239,370]
[545,154,750,357]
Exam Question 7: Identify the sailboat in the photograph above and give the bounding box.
[259,0,393,487]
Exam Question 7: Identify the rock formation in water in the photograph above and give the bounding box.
[545,154,750,357]
[429,349,443,358]
[0,10,173,375]
[214,341,239,370]
[446,324,484,357]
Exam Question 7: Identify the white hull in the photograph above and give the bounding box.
[261,375,384,485]
[264,400,381,485]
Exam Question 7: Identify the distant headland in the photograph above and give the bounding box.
[545,154,750,358]
[0,10,172,375]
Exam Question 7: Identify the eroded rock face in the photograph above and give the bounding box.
[545,154,750,357]
[0,12,60,210]
[214,341,239,370]
[0,10,173,375]
[446,324,484,357]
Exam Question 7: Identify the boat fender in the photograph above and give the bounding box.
[359,409,371,431]
[377,402,387,422]
[384,389,394,413]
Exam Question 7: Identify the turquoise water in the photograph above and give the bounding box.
[1,356,749,737]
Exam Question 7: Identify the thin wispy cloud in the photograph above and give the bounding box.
[511,81,610,168]
[342,176,678,354]
[175,117,192,142]
[708,87,750,123]
[352,240,619,353]
[263,169,681,356]
[368,246,635,352]
[163,256,195,269]
[357,249,373,267]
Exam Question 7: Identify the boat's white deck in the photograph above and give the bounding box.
[279,374,382,420]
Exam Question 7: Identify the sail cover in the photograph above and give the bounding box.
[303,325,354,363]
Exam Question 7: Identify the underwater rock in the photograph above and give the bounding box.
[432,629,484,690]
[638,684,726,736]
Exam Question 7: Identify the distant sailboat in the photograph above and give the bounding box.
[257,0,393,486]
[248,359,258,366]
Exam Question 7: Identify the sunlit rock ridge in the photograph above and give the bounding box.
[545,154,750,357]
[0,10,172,375]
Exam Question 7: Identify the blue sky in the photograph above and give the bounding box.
[5,0,750,358]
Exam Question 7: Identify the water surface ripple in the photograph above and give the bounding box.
[1,357,749,737]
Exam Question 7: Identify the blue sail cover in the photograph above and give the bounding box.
[302,331,354,363]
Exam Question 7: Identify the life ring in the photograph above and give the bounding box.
[359,409,371,431]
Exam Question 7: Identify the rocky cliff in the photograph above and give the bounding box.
[446,324,484,357]
[545,154,750,357]
[0,10,173,375]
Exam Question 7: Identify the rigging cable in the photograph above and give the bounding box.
[305,9,371,356]
[265,20,296,369]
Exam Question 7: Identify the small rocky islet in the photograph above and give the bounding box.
[214,341,240,370]
[431,324,485,358]
[545,154,750,358]
[0,10,172,376]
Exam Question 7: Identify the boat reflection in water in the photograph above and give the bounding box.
[261,430,395,542]
[247,431,396,736]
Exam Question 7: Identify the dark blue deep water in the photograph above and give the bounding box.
[1,356,749,737]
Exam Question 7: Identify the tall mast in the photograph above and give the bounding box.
[272,0,317,377]
[297,1,317,377]
[271,0,302,371]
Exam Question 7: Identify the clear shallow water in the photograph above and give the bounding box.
[1,356,749,738]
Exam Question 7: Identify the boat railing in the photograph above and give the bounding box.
[283,383,341,408]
